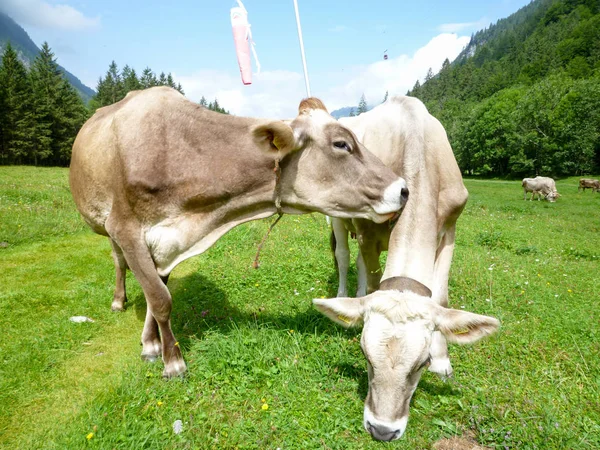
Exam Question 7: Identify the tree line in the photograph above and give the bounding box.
[91,62,229,114]
[409,0,600,177]
[0,43,230,166]
[0,42,87,166]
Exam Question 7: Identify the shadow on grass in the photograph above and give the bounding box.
[126,269,362,352]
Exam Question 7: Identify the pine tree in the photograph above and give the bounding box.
[158,72,167,86]
[199,96,208,107]
[29,42,62,165]
[382,90,389,103]
[425,68,434,82]
[208,99,226,114]
[357,94,368,114]
[122,65,141,92]
[166,73,176,88]
[53,79,87,164]
[29,42,86,165]
[0,42,33,164]
[140,67,157,89]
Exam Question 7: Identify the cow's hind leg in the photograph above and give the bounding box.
[110,239,128,311]
[108,221,185,378]
[357,240,382,296]
[331,219,350,297]
[140,274,170,362]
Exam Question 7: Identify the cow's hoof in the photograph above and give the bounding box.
[141,340,161,362]
[428,357,453,380]
[111,301,126,312]
[141,353,159,363]
[163,360,187,378]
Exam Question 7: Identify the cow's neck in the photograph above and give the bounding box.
[381,168,439,290]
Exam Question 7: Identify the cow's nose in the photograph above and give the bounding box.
[366,421,401,441]
[400,187,409,206]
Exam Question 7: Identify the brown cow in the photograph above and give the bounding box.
[70,87,409,378]
[579,178,600,192]
[315,96,499,440]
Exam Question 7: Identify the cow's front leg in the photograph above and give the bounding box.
[429,332,453,379]
[428,228,456,379]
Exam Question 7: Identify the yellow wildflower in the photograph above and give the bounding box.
[86,432,94,440]
[262,403,269,411]
[157,401,163,406]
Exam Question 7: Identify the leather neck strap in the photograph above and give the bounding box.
[379,276,432,298]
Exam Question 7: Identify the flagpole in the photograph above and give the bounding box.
[293,0,311,98]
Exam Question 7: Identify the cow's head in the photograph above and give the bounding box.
[546,191,560,202]
[313,291,499,441]
[252,98,408,223]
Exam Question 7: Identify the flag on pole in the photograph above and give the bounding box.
[231,0,260,85]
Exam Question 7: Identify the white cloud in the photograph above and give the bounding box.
[176,33,469,119]
[438,18,489,33]
[176,69,305,119]
[321,33,471,111]
[0,0,100,31]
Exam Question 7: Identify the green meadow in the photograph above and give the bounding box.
[1,166,599,449]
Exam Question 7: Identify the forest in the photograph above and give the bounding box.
[409,0,600,176]
[1,0,599,174]
[0,43,227,166]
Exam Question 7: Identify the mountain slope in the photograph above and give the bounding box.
[0,12,95,102]
[409,0,600,177]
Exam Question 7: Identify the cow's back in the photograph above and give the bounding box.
[70,87,260,235]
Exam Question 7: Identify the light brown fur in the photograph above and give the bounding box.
[69,87,407,378]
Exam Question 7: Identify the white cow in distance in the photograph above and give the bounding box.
[314,96,500,441]
[522,176,560,202]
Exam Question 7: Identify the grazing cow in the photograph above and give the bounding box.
[522,176,560,202]
[314,96,500,441]
[70,87,409,378]
[579,178,600,193]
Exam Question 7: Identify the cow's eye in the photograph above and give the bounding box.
[333,141,351,152]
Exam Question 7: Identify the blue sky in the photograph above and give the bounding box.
[1,0,532,117]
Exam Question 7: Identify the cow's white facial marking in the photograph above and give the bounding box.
[313,291,500,440]
[372,178,409,221]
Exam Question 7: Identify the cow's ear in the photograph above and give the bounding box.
[431,304,500,344]
[253,121,298,156]
[313,297,365,328]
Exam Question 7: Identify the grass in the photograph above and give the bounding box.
[1,166,599,449]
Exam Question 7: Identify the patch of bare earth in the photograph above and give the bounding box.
[433,432,491,450]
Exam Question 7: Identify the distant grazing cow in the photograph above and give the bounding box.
[522,176,560,202]
[579,178,600,193]
[314,96,500,441]
[70,87,409,378]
